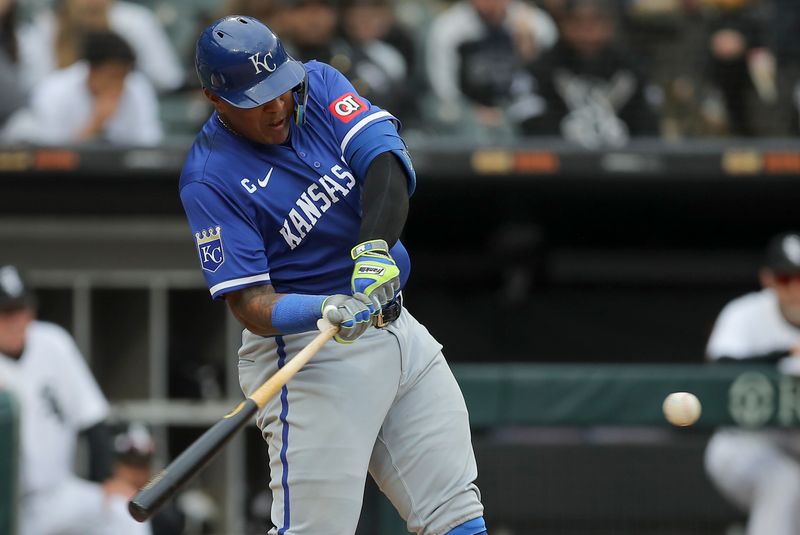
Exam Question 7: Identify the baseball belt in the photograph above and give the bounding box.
[375,293,403,328]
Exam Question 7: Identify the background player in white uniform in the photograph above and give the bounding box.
[180,16,487,535]
[0,265,150,535]
[704,232,800,535]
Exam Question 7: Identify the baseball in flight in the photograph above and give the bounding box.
[662,392,702,426]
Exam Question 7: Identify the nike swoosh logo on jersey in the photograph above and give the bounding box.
[258,168,274,188]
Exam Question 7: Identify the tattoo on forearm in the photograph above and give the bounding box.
[227,285,279,335]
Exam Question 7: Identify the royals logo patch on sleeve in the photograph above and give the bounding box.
[329,93,367,123]
[195,226,224,272]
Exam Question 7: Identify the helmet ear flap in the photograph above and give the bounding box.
[293,74,309,126]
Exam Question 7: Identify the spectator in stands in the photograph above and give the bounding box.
[338,0,418,125]
[278,0,340,63]
[620,0,727,139]
[223,0,292,37]
[425,0,558,133]
[704,0,781,136]
[704,231,800,535]
[518,0,660,148]
[341,0,417,86]
[0,0,23,129]
[769,0,800,134]
[272,0,414,124]
[0,265,150,535]
[18,0,183,92]
[3,31,162,146]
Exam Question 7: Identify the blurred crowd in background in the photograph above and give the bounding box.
[0,0,798,148]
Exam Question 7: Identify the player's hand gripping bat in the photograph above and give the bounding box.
[128,322,338,522]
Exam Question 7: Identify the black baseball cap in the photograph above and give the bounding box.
[113,422,156,466]
[764,232,800,275]
[0,265,34,312]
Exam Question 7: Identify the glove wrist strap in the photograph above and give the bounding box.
[272,294,327,334]
[351,239,389,259]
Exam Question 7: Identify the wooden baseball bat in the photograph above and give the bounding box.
[128,324,338,522]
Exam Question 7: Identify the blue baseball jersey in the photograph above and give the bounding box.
[180,61,412,299]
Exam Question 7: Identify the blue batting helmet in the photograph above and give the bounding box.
[196,16,308,120]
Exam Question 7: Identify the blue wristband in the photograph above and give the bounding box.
[272,294,327,334]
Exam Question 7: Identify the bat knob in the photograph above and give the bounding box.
[317,305,337,331]
[128,499,151,523]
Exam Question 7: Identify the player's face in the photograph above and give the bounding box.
[343,5,392,43]
[65,0,110,29]
[0,307,33,357]
[208,90,295,145]
[87,61,131,97]
[562,7,614,59]
[114,462,151,490]
[471,0,512,26]
[288,1,338,45]
[764,270,800,325]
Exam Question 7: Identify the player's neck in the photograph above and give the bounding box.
[281,127,293,146]
[216,113,238,137]
[216,112,293,146]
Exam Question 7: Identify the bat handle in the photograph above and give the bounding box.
[249,325,337,408]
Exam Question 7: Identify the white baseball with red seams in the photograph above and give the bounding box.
[662,391,702,427]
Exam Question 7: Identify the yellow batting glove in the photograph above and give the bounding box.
[350,239,401,314]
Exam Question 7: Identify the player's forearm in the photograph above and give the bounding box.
[226,285,284,336]
[226,285,327,337]
[76,115,106,142]
[358,152,409,246]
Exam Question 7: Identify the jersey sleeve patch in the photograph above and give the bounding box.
[195,225,225,272]
[328,92,367,123]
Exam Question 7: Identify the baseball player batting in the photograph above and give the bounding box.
[177,16,487,535]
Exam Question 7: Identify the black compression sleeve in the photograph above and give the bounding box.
[80,421,114,482]
[358,151,409,247]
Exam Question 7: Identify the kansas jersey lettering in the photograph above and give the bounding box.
[179,61,411,298]
[278,164,356,250]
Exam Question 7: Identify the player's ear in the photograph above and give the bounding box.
[760,268,775,289]
[202,88,222,106]
[202,89,230,116]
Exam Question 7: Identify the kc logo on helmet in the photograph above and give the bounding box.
[195,226,225,272]
[249,52,276,74]
[329,93,366,123]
